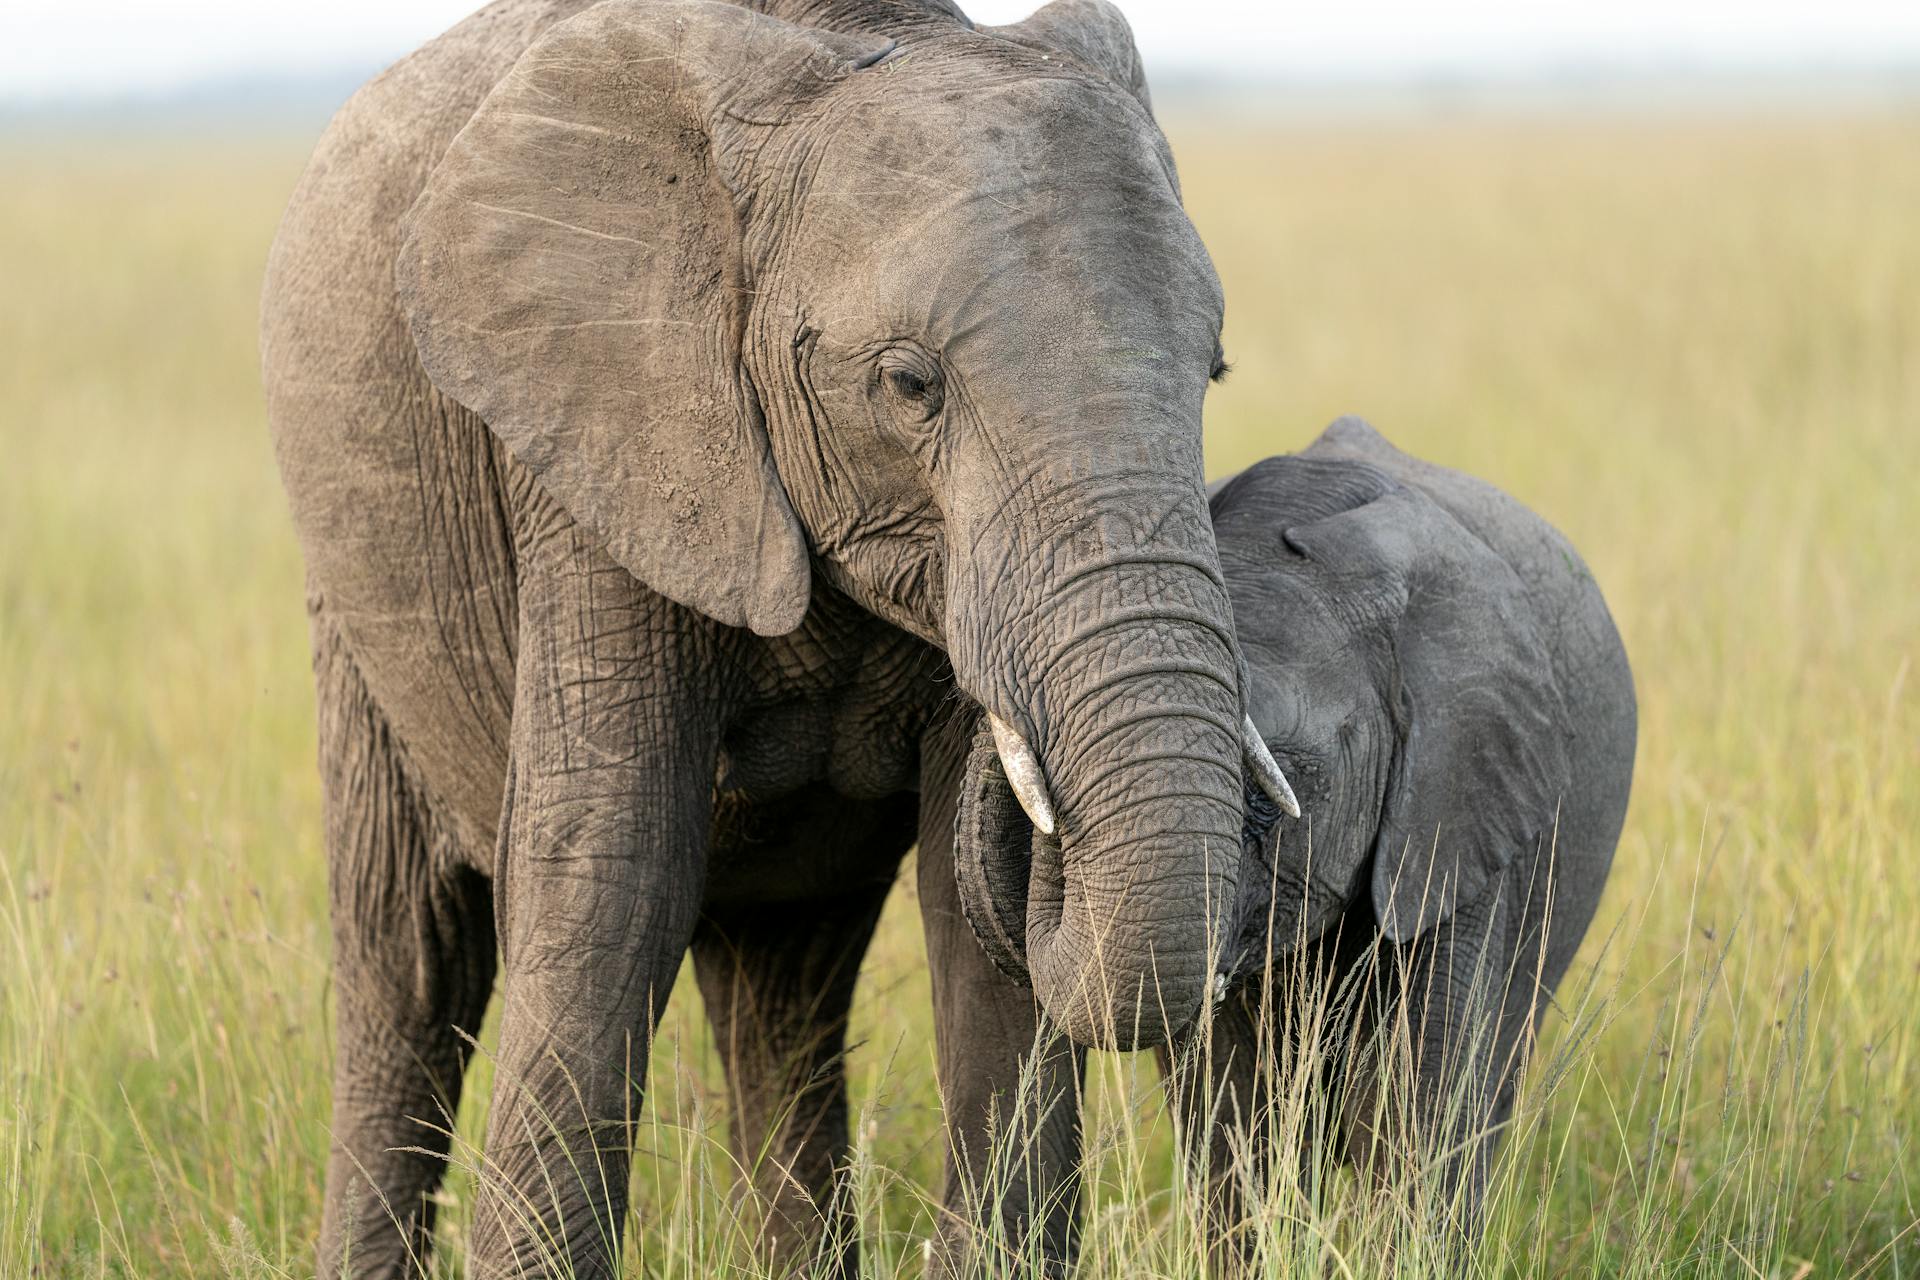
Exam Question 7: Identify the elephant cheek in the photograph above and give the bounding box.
[1219,775,1361,988]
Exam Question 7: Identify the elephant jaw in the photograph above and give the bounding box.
[1216,779,1298,990]
[1214,753,1367,993]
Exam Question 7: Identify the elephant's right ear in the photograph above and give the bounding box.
[1284,484,1571,943]
[991,0,1154,112]
[397,0,880,637]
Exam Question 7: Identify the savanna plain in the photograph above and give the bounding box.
[2,110,1916,1278]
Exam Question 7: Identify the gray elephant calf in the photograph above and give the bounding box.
[919,416,1637,1270]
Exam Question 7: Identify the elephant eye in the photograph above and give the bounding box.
[1209,342,1231,384]
[877,346,944,421]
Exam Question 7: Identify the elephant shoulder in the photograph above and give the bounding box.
[263,3,603,857]
[264,0,604,582]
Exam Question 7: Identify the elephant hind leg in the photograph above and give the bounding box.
[690,885,891,1279]
[313,604,498,1279]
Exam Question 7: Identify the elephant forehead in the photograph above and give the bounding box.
[798,174,1220,382]
[1226,566,1383,742]
[804,69,1183,236]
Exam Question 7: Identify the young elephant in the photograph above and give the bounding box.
[918,416,1637,1271]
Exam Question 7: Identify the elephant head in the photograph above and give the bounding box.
[956,434,1573,999]
[394,0,1275,1047]
[1209,445,1575,977]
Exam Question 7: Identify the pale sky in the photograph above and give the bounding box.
[4,0,1919,101]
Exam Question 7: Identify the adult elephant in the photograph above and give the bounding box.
[920,418,1636,1272]
[260,0,1286,1275]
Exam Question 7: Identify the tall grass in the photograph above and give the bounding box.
[2,113,1915,1277]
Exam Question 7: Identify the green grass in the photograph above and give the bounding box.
[3,113,1916,1277]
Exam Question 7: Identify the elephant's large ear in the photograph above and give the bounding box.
[398,0,879,637]
[1284,485,1571,943]
[990,0,1154,112]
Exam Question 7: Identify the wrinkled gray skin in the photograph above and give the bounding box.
[918,418,1637,1271]
[261,0,1248,1275]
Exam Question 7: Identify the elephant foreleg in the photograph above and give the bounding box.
[1339,892,1513,1255]
[918,714,1084,1279]
[313,604,497,1280]
[1161,929,1369,1278]
[465,525,718,1280]
[1158,985,1278,1277]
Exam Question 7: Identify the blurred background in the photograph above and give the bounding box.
[7,0,1920,119]
[3,3,1916,1277]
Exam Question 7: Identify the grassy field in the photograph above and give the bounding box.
[2,112,1916,1277]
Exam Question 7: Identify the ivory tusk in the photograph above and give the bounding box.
[987,712,1057,837]
[1242,715,1301,819]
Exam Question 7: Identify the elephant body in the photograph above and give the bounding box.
[922,416,1637,1269]
[269,10,950,1271]
[264,0,1264,1275]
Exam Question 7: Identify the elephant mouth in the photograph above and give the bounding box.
[951,711,1296,996]
[952,715,1044,986]
[1218,784,1290,989]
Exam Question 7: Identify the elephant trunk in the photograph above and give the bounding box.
[1024,639,1243,1050]
[950,481,1247,1051]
